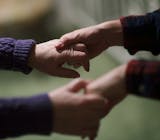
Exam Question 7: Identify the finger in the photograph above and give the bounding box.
[54,40,64,49]
[82,125,99,140]
[73,43,87,52]
[59,43,90,71]
[89,124,99,140]
[68,61,89,72]
[62,50,90,72]
[62,49,89,64]
[83,61,90,72]
[71,63,88,72]
[58,32,83,49]
[73,44,90,72]
[66,78,90,93]
[57,67,80,78]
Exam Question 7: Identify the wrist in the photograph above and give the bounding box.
[117,64,128,95]
[28,45,37,68]
[97,19,123,47]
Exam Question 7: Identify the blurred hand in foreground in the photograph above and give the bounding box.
[48,78,109,138]
[86,64,128,110]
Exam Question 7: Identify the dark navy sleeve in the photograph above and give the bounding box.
[126,60,160,100]
[0,37,36,74]
[120,9,160,55]
[0,94,53,138]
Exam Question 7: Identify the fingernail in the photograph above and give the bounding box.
[86,66,90,72]
[86,62,90,72]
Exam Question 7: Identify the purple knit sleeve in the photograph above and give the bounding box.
[0,37,36,74]
[0,94,53,138]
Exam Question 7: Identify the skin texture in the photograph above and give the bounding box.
[56,19,123,59]
[48,65,128,139]
[29,19,125,139]
[28,39,89,78]
[48,78,109,138]
[81,65,128,139]
[86,64,128,109]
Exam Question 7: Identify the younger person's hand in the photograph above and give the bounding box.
[28,39,89,78]
[56,20,123,59]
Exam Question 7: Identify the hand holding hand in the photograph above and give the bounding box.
[48,78,109,138]
[28,39,89,78]
[86,64,128,108]
[56,20,123,59]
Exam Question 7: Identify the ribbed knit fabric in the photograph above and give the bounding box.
[0,37,53,138]
[0,37,36,74]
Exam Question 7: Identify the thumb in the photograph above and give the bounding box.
[66,78,89,93]
[56,32,83,49]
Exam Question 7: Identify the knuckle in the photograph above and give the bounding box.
[74,52,87,61]
[61,34,70,41]
[62,50,71,58]
[74,32,81,40]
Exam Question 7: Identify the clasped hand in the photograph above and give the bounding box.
[27,20,127,139]
[49,64,127,140]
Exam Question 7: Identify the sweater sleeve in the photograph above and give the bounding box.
[120,9,160,55]
[0,37,36,74]
[0,94,53,138]
[126,60,160,100]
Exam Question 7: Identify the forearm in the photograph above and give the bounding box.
[0,37,36,74]
[97,9,160,55]
[97,19,123,46]
[0,94,53,138]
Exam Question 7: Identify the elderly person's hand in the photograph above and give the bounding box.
[48,78,109,139]
[28,39,89,78]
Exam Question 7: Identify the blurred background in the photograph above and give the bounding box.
[0,0,160,140]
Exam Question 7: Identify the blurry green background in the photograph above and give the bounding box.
[0,0,160,140]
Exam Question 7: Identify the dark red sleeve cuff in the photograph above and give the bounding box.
[120,9,160,55]
[126,60,160,100]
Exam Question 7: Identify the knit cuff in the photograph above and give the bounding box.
[13,39,36,74]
